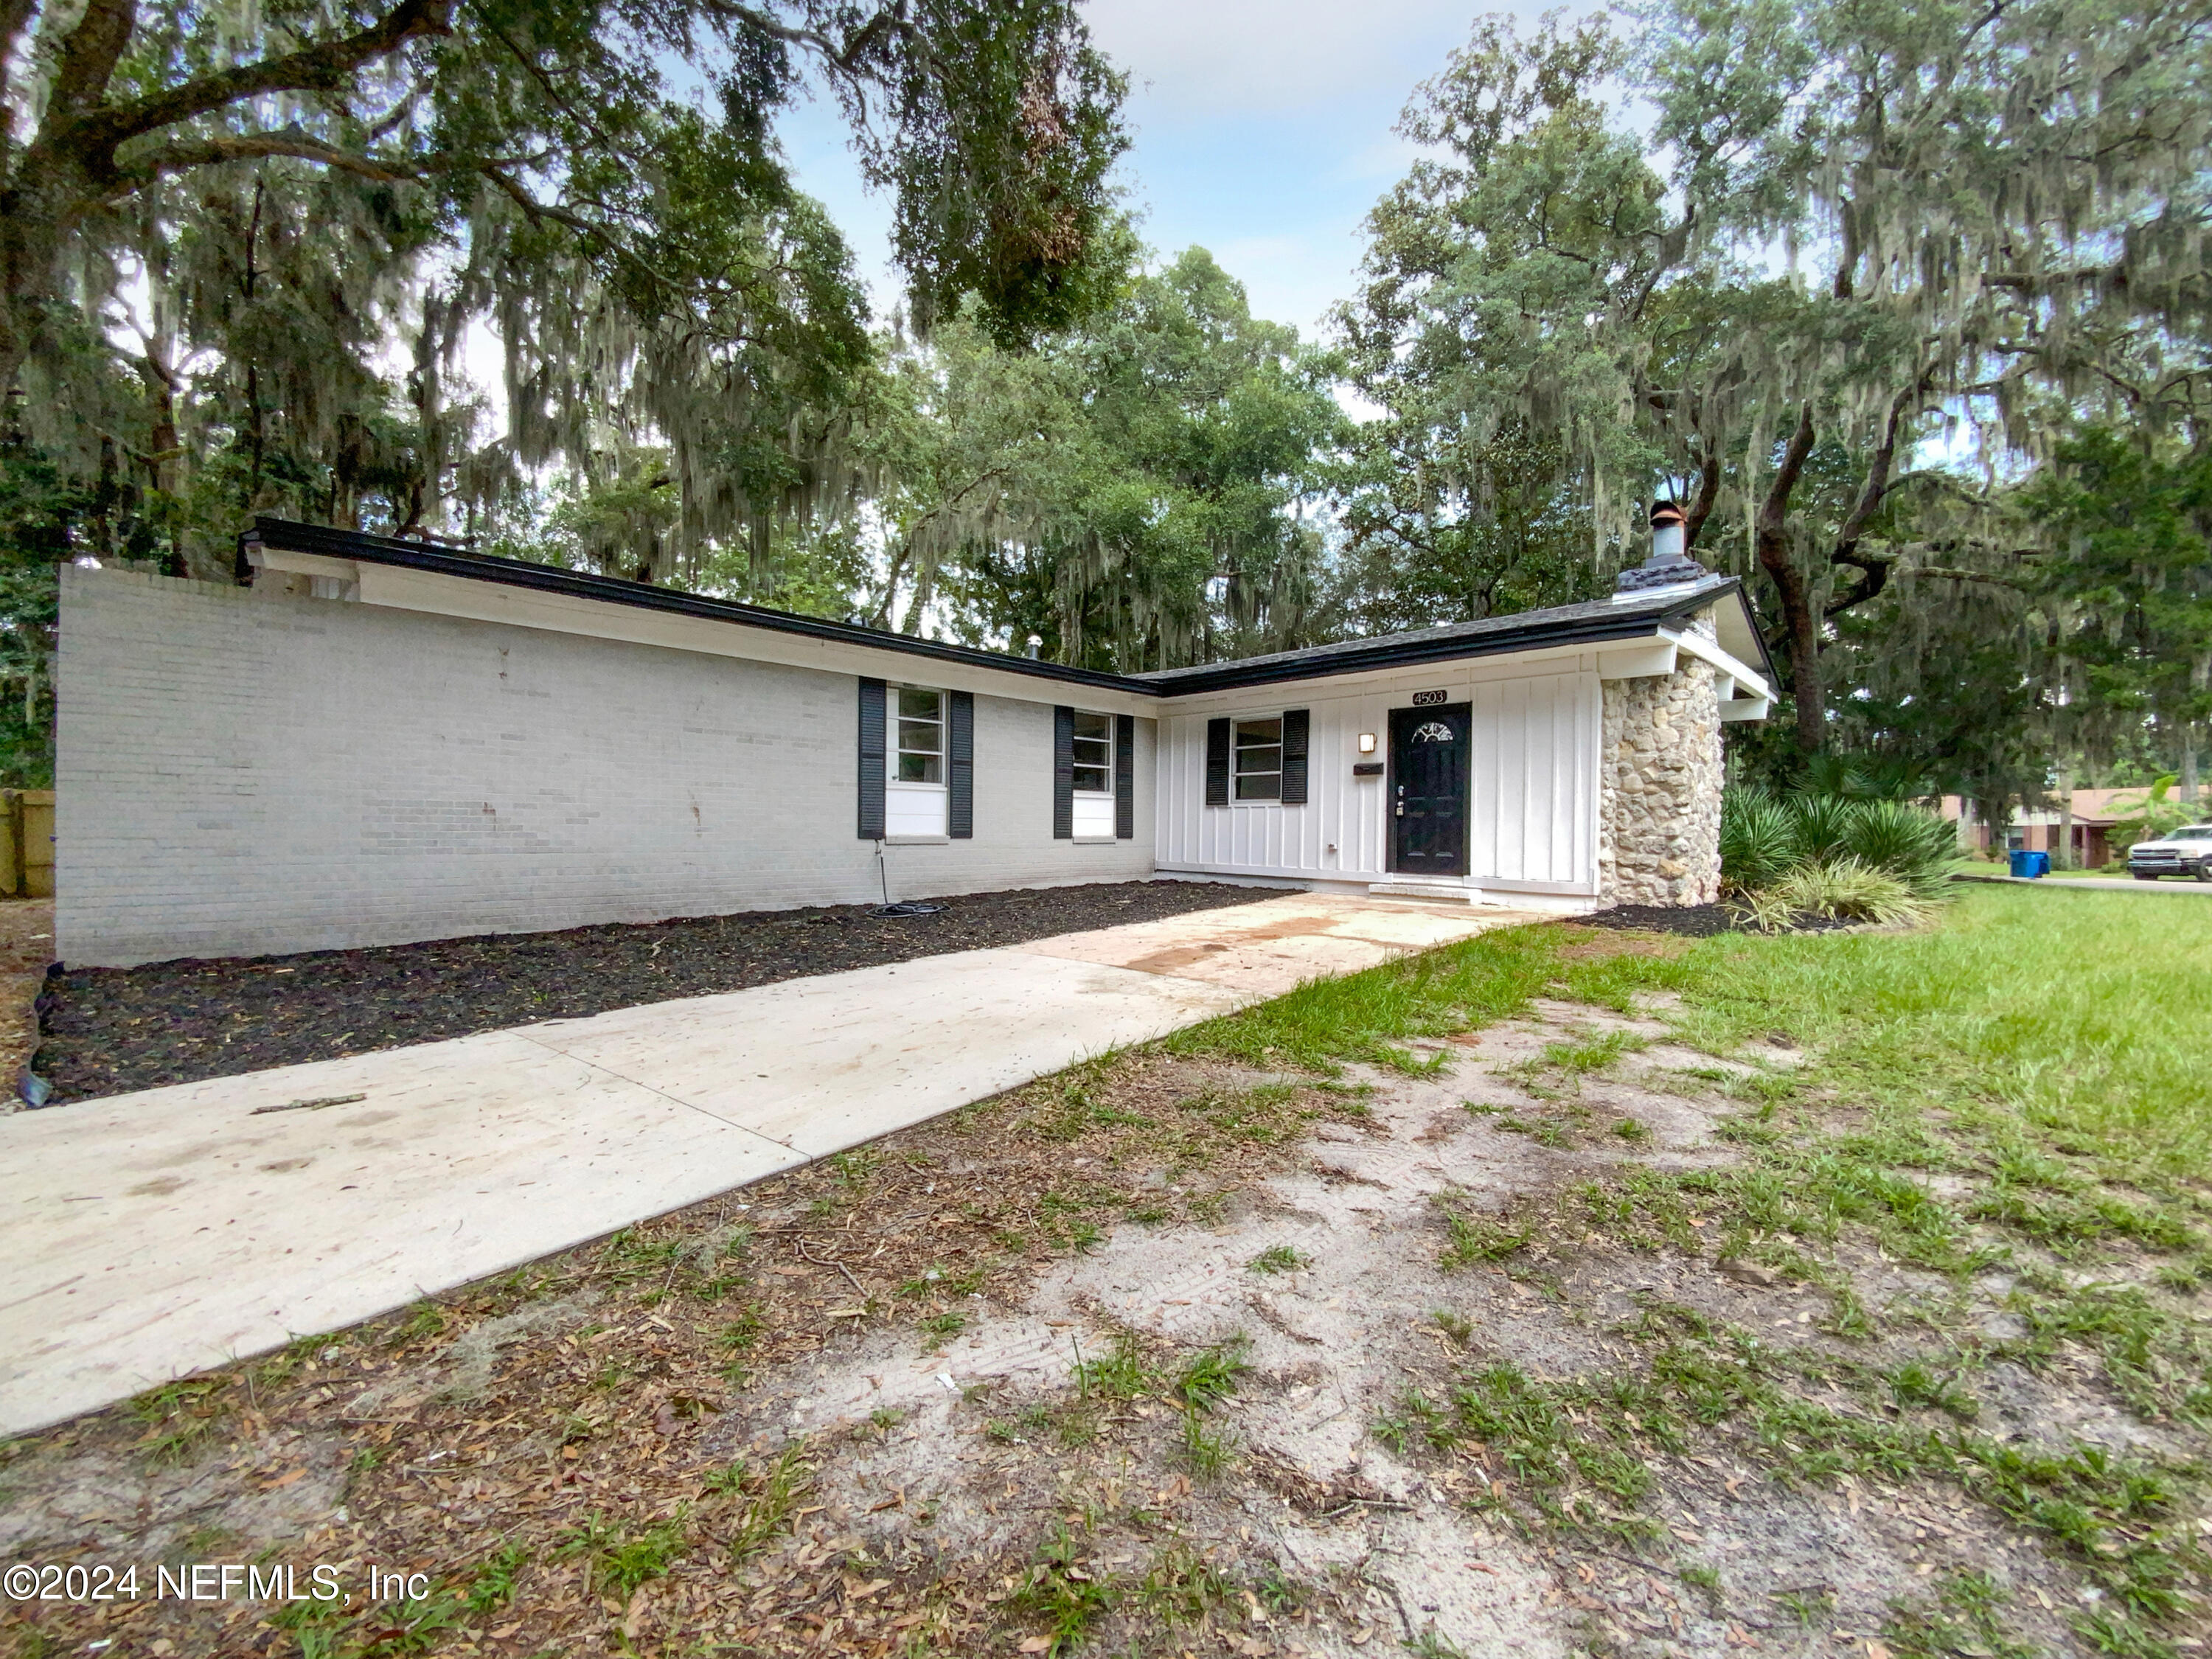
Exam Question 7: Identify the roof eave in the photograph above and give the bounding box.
[245,518,1155,695]
[1139,580,1747,697]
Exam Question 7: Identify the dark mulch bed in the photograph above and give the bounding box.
[41,880,1286,1103]
[1573,902,1858,938]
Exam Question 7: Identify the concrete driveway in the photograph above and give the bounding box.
[0,892,1539,1436]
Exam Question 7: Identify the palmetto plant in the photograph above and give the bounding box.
[1722,787,1960,925]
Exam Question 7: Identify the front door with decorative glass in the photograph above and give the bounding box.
[1388,703,1470,875]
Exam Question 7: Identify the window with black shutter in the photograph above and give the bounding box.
[947,690,975,838]
[1281,709,1310,804]
[1052,706,1075,838]
[856,678,886,838]
[1205,717,1231,806]
[1115,713,1135,839]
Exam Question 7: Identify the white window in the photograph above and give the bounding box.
[887,685,947,837]
[1233,717,1282,801]
[1072,712,1113,794]
[1072,710,1115,838]
[896,687,944,782]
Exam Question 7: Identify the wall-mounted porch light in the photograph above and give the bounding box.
[1357,731,1377,754]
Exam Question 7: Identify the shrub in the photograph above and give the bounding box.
[1772,858,1933,925]
[2107,775,2194,855]
[1718,791,1799,891]
[1721,786,1957,925]
[1836,799,1959,897]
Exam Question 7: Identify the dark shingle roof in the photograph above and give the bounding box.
[246,518,1768,699]
[1130,579,1756,695]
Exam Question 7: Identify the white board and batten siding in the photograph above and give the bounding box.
[1156,659,1603,896]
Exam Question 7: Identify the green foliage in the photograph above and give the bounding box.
[552,1509,689,1601]
[1172,1338,1251,1413]
[4,0,1130,623]
[1343,0,2212,762]
[127,1376,232,1464]
[2025,428,2212,787]
[868,248,1348,671]
[714,1447,811,1560]
[1436,1200,1532,1269]
[1722,787,1959,916]
[2103,776,2199,855]
[1739,860,1933,929]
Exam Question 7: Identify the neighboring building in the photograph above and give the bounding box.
[56,515,1773,969]
[1940,791,2160,869]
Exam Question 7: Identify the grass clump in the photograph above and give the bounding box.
[1881,1570,2038,1659]
[1247,1243,1307,1276]
[1435,1198,1531,1269]
[127,1377,231,1465]
[553,1509,689,1601]
[709,1446,812,1560]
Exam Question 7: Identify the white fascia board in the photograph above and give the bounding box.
[1158,641,1615,719]
[249,547,364,585]
[1593,641,1678,681]
[307,560,1161,715]
[1661,625,1773,703]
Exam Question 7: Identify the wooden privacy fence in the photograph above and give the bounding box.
[0,790,55,897]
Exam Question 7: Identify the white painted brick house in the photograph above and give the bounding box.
[57,516,1772,967]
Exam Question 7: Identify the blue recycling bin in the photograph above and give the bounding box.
[2008,849,2050,878]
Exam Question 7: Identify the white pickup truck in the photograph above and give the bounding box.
[2129,825,2212,881]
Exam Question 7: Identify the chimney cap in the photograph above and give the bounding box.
[1614,497,1710,597]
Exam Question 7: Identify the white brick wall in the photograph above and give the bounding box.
[59,568,1157,967]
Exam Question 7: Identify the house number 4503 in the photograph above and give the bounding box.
[1411,689,1448,706]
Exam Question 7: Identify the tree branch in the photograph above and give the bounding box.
[703,1,907,78]
[1683,431,1722,549]
[0,0,42,122]
[49,0,138,121]
[1757,403,1823,752]
[69,0,452,153]
[1907,566,2030,588]
[116,128,415,189]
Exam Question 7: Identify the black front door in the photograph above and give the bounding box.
[1388,703,1470,876]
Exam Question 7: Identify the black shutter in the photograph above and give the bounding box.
[1052,706,1075,838]
[857,678,886,839]
[948,690,975,839]
[1281,708,1310,804]
[1114,712,1135,839]
[1205,717,1231,807]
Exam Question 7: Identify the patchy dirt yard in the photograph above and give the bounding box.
[3,919,2208,1659]
[0,897,52,1088]
[38,880,1281,1103]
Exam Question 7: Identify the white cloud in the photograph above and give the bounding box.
[1082,0,1477,115]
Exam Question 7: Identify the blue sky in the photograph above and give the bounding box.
[774,1,1551,344]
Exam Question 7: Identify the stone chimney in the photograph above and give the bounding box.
[1612,500,1711,599]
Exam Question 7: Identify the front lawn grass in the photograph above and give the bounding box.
[1176,886,2212,1654]
[1176,885,2212,1181]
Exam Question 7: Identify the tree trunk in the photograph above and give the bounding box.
[2056,766,2076,869]
[2188,653,2211,804]
[1756,404,1823,754]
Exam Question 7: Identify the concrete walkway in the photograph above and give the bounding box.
[0,893,1538,1436]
